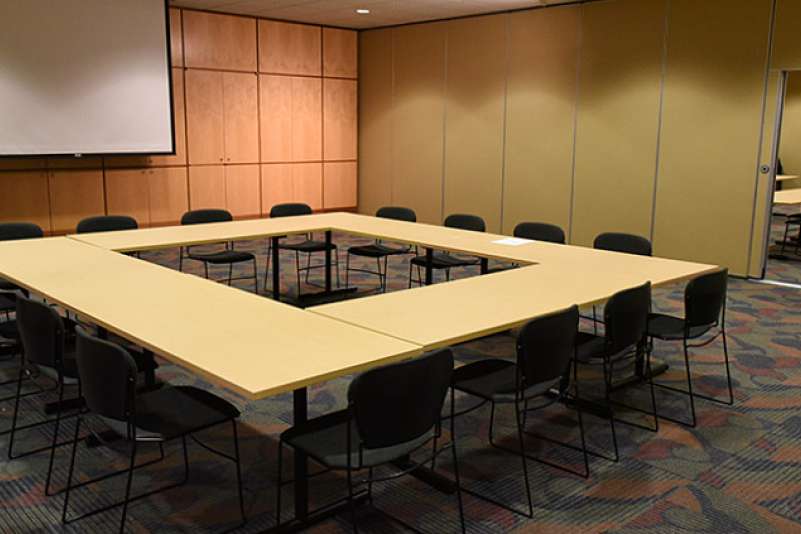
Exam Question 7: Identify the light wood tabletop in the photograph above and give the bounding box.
[774,188,801,205]
[311,253,717,349]
[0,237,421,399]
[776,174,800,182]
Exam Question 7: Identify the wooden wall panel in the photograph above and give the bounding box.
[772,0,801,70]
[48,169,105,233]
[323,78,358,160]
[391,23,446,224]
[292,77,323,161]
[323,28,358,78]
[0,159,46,171]
[261,164,294,213]
[183,11,257,72]
[654,0,772,274]
[443,15,506,232]
[0,171,51,231]
[188,165,226,210]
[149,167,188,225]
[294,162,323,210]
[223,72,259,163]
[357,30,393,216]
[186,70,225,165]
[170,8,183,67]
[105,169,150,224]
[259,75,322,162]
[47,157,102,169]
[570,0,666,246]
[226,164,261,217]
[503,8,579,235]
[259,20,321,76]
[324,162,357,209]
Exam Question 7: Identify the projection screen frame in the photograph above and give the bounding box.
[0,0,175,159]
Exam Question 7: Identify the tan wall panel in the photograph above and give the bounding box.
[170,8,183,67]
[223,72,259,163]
[772,0,801,70]
[186,70,225,165]
[105,169,150,225]
[391,23,446,225]
[261,164,294,213]
[259,20,321,76]
[149,167,188,225]
[47,157,102,169]
[324,162,357,209]
[48,169,105,233]
[779,73,801,176]
[225,164,261,217]
[259,74,293,162]
[294,162,323,210]
[654,0,772,274]
[503,7,579,235]
[183,11,257,72]
[292,77,323,161]
[0,171,51,231]
[188,165,226,210]
[323,28,358,78]
[443,15,506,232]
[571,0,666,246]
[357,30,393,216]
[323,78,357,160]
[152,69,187,166]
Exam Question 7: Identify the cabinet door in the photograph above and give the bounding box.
[323,78,357,161]
[223,72,259,164]
[292,77,322,161]
[105,169,150,225]
[0,170,51,232]
[149,167,188,225]
[323,162,357,209]
[186,70,225,165]
[261,164,294,213]
[259,20,321,76]
[323,28,357,78]
[293,162,322,210]
[48,169,105,234]
[226,165,260,218]
[259,75,293,162]
[183,11,257,72]
[189,165,226,210]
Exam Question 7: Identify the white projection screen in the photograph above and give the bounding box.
[0,0,174,156]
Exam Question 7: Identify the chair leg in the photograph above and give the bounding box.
[118,440,138,534]
[601,359,620,463]
[346,467,359,534]
[645,344,660,432]
[203,262,209,280]
[450,400,467,534]
[7,364,25,460]
[227,263,233,286]
[592,306,598,335]
[382,256,389,292]
[276,440,284,526]
[45,379,66,496]
[721,326,734,405]
[335,248,341,288]
[345,252,351,288]
[263,242,272,293]
[295,252,302,297]
[376,257,382,291]
[232,420,247,525]
[573,358,590,478]
[408,262,414,289]
[304,252,313,285]
[61,415,83,523]
[178,248,184,272]
[514,400,534,518]
[252,258,259,293]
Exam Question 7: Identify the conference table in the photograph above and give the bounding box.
[774,187,801,205]
[1,212,716,531]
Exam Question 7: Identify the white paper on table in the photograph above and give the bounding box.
[491,237,533,246]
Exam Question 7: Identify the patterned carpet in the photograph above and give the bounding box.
[0,228,800,534]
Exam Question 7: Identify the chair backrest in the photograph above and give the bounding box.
[593,232,652,256]
[604,281,651,355]
[444,214,485,233]
[517,305,578,389]
[376,206,417,223]
[513,222,566,244]
[685,268,728,328]
[16,295,65,369]
[75,326,138,421]
[270,203,312,218]
[77,215,138,234]
[0,222,43,241]
[181,209,233,225]
[348,348,453,450]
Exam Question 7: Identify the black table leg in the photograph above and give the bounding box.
[480,258,489,275]
[293,387,309,520]
[425,247,433,285]
[325,230,332,293]
[292,231,356,307]
[272,236,281,301]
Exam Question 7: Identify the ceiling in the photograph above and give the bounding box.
[169,0,583,30]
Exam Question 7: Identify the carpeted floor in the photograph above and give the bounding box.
[0,229,800,534]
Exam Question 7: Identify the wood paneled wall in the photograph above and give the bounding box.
[0,7,358,234]
[359,0,778,276]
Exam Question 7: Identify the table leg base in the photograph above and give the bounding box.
[43,397,84,415]
[294,287,359,308]
[269,493,370,533]
[391,457,457,495]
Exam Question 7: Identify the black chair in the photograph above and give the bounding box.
[647,269,732,428]
[408,214,486,287]
[452,305,588,518]
[513,222,566,244]
[575,281,658,462]
[76,215,138,234]
[276,349,465,533]
[780,213,801,256]
[62,327,246,533]
[345,207,417,292]
[0,222,43,294]
[179,209,258,291]
[265,203,340,297]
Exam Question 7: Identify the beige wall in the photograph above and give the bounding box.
[359,0,782,276]
[778,72,801,185]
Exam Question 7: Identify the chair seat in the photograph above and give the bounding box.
[281,409,434,469]
[102,386,240,441]
[647,313,713,341]
[187,250,255,264]
[410,252,479,269]
[348,243,409,258]
[452,359,559,403]
[36,343,80,385]
[277,239,336,253]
